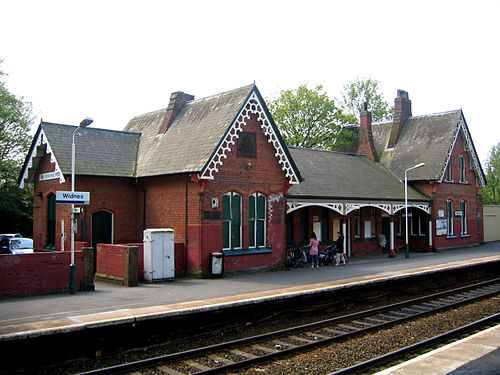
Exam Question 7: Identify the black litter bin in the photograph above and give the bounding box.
[210,252,224,278]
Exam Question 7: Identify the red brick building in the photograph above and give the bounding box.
[19,85,302,276]
[286,90,485,257]
[19,86,485,276]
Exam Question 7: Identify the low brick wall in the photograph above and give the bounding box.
[96,243,185,283]
[0,251,85,297]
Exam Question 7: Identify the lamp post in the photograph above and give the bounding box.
[70,117,93,294]
[405,162,425,259]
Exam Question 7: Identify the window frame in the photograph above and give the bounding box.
[459,154,466,183]
[446,199,454,237]
[445,161,452,182]
[461,200,468,235]
[223,192,242,250]
[249,192,266,248]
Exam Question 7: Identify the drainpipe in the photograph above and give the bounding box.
[185,178,189,276]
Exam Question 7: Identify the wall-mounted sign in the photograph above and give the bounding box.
[454,210,463,217]
[56,191,90,205]
[436,219,448,236]
[39,171,61,181]
[438,210,445,218]
[204,211,221,220]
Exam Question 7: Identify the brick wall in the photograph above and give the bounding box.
[33,154,142,250]
[416,130,483,249]
[0,252,84,296]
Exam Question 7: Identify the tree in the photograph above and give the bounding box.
[481,142,500,205]
[338,78,394,123]
[267,84,357,151]
[0,59,34,236]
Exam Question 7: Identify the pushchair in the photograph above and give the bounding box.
[319,245,335,266]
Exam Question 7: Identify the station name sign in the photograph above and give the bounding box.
[56,191,90,205]
[39,171,61,181]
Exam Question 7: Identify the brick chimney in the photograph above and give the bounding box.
[387,90,411,149]
[158,91,195,134]
[357,102,378,161]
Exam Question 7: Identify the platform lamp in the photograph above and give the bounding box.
[70,117,93,294]
[405,162,425,259]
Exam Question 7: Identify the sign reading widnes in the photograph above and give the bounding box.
[56,191,90,205]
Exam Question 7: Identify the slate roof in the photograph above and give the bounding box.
[124,84,255,177]
[348,109,485,185]
[287,147,430,202]
[40,122,141,177]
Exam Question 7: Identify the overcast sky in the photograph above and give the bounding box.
[2,0,498,164]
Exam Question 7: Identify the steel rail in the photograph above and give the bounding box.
[328,312,500,375]
[75,278,500,375]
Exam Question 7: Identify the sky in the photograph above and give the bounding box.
[1,0,499,165]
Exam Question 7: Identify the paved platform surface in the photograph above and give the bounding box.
[1,243,499,338]
[375,323,500,375]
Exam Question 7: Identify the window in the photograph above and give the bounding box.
[223,192,241,249]
[354,210,361,238]
[461,200,468,235]
[410,209,427,236]
[459,154,466,183]
[446,199,454,236]
[364,208,376,239]
[238,132,256,157]
[397,211,403,236]
[249,193,266,248]
[445,162,452,181]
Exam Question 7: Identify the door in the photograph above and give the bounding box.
[92,210,113,249]
[381,217,391,253]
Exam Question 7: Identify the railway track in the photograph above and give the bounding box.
[77,278,500,375]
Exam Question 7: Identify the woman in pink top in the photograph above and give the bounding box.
[305,232,320,268]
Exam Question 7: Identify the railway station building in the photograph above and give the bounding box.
[19,85,486,276]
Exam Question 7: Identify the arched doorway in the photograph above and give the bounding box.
[91,210,113,249]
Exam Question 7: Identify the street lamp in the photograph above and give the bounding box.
[405,162,425,259]
[70,117,93,294]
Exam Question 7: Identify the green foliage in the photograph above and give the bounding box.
[0,59,34,236]
[268,84,357,151]
[339,78,394,123]
[481,142,500,205]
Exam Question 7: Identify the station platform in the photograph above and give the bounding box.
[375,323,500,375]
[1,243,499,345]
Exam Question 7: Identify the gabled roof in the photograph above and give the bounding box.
[19,85,302,187]
[19,122,140,187]
[287,147,430,202]
[124,84,301,183]
[371,110,486,186]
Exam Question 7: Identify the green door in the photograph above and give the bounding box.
[92,210,113,249]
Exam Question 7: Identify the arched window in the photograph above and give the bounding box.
[446,199,454,236]
[459,154,466,183]
[445,162,452,181]
[223,192,241,249]
[249,193,266,248]
[461,200,468,235]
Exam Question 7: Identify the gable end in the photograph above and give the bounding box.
[19,125,65,188]
[199,89,301,184]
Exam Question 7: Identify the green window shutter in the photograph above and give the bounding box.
[232,194,241,247]
[257,220,265,247]
[223,221,229,249]
[249,194,255,247]
[223,194,231,220]
[257,194,265,219]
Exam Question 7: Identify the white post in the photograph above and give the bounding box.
[390,217,394,254]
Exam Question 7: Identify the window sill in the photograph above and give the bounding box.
[222,248,272,256]
[446,235,457,239]
[460,234,471,238]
